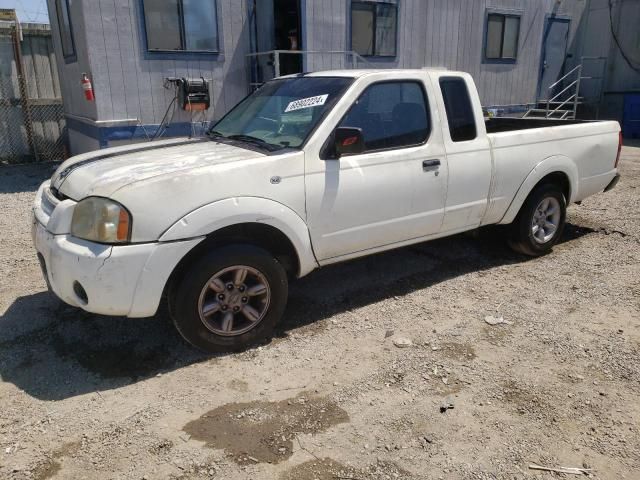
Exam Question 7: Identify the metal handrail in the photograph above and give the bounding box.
[528,57,607,120]
[549,94,576,116]
[548,79,578,104]
[547,65,582,91]
[544,64,583,119]
[246,49,372,81]
[246,49,371,59]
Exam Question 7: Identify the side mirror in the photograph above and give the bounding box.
[334,127,364,157]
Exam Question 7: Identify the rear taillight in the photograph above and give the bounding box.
[615,131,622,168]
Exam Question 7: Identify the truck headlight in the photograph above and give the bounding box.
[71,197,131,244]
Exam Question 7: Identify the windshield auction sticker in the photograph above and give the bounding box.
[285,94,329,112]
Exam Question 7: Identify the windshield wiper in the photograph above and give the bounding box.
[227,134,266,144]
[227,134,282,152]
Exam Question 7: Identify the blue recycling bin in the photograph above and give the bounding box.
[623,94,640,139]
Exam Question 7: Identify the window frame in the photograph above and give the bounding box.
[350,1,399,58]
[438,76,478,143]
[483,10,522,63]
[140,0,221,57]
[55,0,77,64]
[326,79,432,158]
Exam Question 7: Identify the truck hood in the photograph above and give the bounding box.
[52,137,265,199]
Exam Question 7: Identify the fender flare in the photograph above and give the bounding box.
[159,197,319,277]
[499,155,579,225]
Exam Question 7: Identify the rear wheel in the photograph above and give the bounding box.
[508,183,566,256]
[170,244,288,353]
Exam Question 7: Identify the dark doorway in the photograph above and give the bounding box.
[537,17,571,100]
[274,0,302,75]
[251,0,302,85]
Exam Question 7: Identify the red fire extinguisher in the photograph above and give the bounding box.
[81,73,94,102]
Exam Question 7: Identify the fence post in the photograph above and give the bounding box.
[11,24,38,161]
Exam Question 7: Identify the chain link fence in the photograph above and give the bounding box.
[0,23,66,164]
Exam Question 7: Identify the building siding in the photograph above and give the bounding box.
[46,0,639,153]
[48,0,97,123]
[304,0,589,107]
[47,0,251,144]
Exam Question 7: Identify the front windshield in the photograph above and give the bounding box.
[210,77,353,149]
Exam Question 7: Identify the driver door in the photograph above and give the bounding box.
[305,78,447,261]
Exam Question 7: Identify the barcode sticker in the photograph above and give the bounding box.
[285,94,329,112]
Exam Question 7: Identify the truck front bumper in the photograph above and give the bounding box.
[32,220,203,318]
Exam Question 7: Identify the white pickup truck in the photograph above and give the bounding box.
[32,69,622,352]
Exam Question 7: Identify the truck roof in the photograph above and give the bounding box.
[279,68,457,79]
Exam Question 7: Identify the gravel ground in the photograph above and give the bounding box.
[0,143,639,480]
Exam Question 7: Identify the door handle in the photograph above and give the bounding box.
[422,159,441,170]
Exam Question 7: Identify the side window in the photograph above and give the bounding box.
[439,78,477,142]
[485,13,521,60]
[339,81,429,152]
[351,1,398,57]
[142,0,219,53]
[55,0,76,62]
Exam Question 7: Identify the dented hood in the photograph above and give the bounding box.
[52,137,264,199]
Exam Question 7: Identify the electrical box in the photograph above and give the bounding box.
[178,77,210,112]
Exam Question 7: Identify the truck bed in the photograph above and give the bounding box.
[481,116,620,226]
[485,117,592,134]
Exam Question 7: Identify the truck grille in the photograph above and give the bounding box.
[41,187,60,217]
[49,186,68,201]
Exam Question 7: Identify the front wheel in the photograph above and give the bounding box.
[508,183,567,256]
[170,245,288,353]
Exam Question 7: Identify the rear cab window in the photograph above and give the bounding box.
[439,77,477,142]
[338,80,430,152]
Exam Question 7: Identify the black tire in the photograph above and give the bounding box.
[170,244,288,353]
[508,183,567,256]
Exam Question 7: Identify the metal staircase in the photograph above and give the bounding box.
[524,65,584,120]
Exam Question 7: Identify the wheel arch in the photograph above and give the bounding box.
[168,222,302,286]
[160,197,319,279]
[499,156,577,225]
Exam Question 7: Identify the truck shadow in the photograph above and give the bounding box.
[0,223,594,401]
[0,162,58,194]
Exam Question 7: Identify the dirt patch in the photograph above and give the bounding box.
[431,373,466,396]
[280,458,358,480]
[31,441,80,480]
[499,380,552,417]
[32,460,61,480]
[280,458,413,480]
[184,393,349,465]
[439,342,476,361]
[148,439,174,456]
[227,379,249,392]
[482,324,511,345]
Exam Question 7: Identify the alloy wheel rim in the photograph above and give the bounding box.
[197,265,271,336]
[531,196,561,244]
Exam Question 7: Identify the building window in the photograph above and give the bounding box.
[439,78,477,142]
[485,13,520,60]
[339,81,429,152]
[142,0,219,53]
[351,1,397,57]
[54,0,76,61]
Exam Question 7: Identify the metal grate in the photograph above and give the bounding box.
[0,25,67,164]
